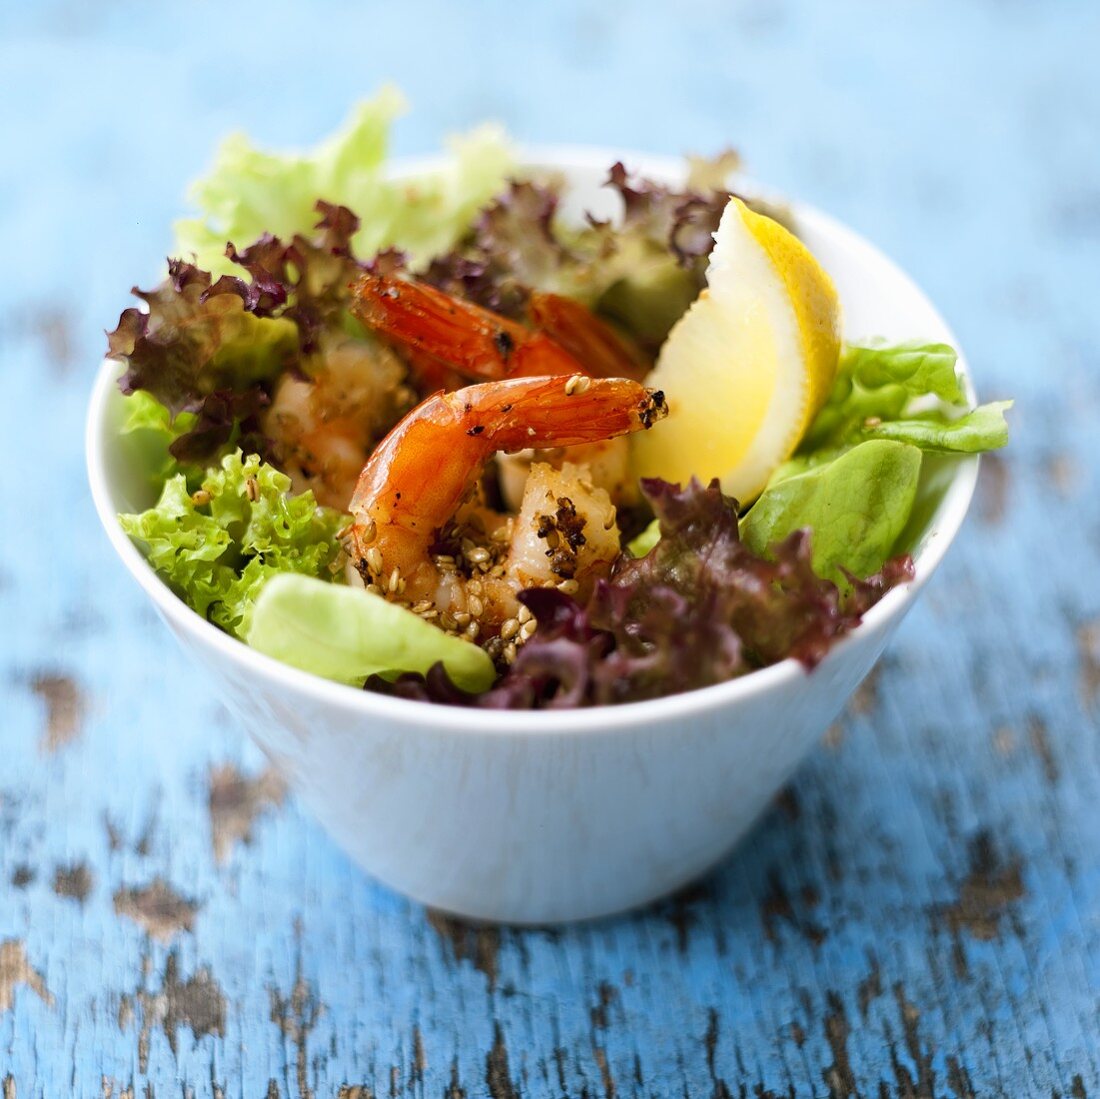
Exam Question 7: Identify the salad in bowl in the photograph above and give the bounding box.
[88,91,1010,920]
[100,91,1009,711]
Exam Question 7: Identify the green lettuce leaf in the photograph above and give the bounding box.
[175,87,514,274]
[740,440,923,583]
[247,574,495,692]
[119,451,346,637]
[801,341,1010,454]
[864,400,1012,452]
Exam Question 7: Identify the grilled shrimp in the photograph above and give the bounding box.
[262,337,416,509]
[351,274,645,384]
[351,275,648,507]
[347,374,667,647]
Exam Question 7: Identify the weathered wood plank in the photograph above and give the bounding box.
[1,1,1098,1095]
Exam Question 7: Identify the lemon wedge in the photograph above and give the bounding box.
[632,196,841,503]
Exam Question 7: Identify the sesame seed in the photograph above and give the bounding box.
[245,476,260,502]
[434,554,456,566]
[564,373,590,396]
[412,600,434,614]
[387,568,402,594]
[520,620,538,641]
[465,622,480,641]
[365,547,384,576]
[190,489,212,507]
[467,547,491,564]
[453,611,471,627]
[365,583,384,597]
[517,605,533,624]
[359,519,377,544]
[467,595,484,619]
[467,579,483,596]
[500,618,520,641]
[488,564,506,579]
[503,642,518,664]
[557,579,580,595]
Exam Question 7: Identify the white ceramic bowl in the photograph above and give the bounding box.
[87,149,978,924]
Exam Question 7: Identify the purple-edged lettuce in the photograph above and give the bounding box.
[381,478,913,708]
[424,160,741,351]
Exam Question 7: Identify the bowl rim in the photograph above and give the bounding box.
[86,144,979,735]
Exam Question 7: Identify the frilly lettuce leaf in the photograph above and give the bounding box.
[248,575,495,692]
[380,478,912,708]
[119,451,346,638]
[108,201,418,472]
[424,161,739,352]
[175,87,514,274]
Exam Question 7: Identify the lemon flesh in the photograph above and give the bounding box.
[632,197,841,504]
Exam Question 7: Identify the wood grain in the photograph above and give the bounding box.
[1,1,1097,1094]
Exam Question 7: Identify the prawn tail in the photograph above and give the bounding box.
[527,292,649,381]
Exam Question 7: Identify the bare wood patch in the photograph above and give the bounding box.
[269,952,322,1099]
[890,983,937,1098]
[1028,715,1059,784]
[976,451,1009,525]
[821,991,856,1099]
[10,865,34,889]
[208,763,286,864]
[704,1009,733,1099]
[426,910,500,990]
[485,1024,519,1099]
[1044,452,1080,497]
[991,725,1015,757]
[30,672,86,753]
[946,1055,976,1099]
[113,879,199,942]
[936,831,1025,979]
[658,880,714,954]
[848,665,881,716]
[1077,621,1100,711]
[0,938,54,1012]
[774,786,800,821]
[857,952,882,1019]
[446,1059,467,1099]
[53,862,94,905]
[123,953,226,1073]
[118,993,134,1032]
[760,869,825,947]
[31,308,75,373]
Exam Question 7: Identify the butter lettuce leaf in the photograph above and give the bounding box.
[175,87,514,274]
[741,440,923,584]
[119,451,346,638]
[248,575,495,692]
[864,400,1012,453]
[801,341,1010,455]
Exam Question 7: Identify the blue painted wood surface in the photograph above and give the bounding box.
[2,2,1098,1094]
